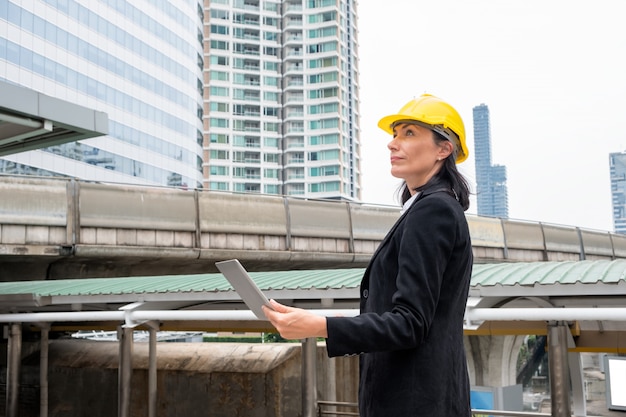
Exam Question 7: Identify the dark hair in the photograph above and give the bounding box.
[396,131,471,211]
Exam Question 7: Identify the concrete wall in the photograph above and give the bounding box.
[0,339,359,417]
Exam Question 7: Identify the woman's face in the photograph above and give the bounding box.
[388,123,452,192]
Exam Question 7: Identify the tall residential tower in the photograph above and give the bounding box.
[203,0,361,200]
[609,151,626,234]
[0,0,205,187]
[473,103,509,218]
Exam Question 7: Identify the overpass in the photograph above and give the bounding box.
[2,175,626,281]
[2,174,626,416]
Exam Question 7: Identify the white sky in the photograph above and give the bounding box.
[357,0,626,232]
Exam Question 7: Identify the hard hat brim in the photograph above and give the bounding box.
[377,114,469,164]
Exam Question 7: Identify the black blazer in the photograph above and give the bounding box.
[326,180,473,417]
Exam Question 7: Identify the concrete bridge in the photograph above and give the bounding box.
[2,175,626,281]
[2,175,626,416]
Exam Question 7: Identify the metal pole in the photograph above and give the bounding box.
[547,322,571,417]
[148,325,158,417]
[6,323,21,417]
[302,337,317,417]
[40,325,50,417]
[118,326,133,417]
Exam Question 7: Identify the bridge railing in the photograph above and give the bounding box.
[1,175,626,277]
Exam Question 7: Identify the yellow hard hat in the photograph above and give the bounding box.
[377,94,469,164]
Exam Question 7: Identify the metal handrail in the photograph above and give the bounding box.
[317,402,554,417]
[317,400,359,416]
[471,410,551,417]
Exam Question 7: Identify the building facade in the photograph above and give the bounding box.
[0,0,205,188]
[203,0,361,200]
[473,103,509,218]
[609,151,626,234]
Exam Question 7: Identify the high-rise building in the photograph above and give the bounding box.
[472,103,509,218]
[203,0,361,200]
[0,0,205,187]
[609,151,626,234]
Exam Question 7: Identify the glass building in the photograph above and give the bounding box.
[609,151,626,234]
[203,0,361,200]
[473,103,509,218]
[0,0,205,188]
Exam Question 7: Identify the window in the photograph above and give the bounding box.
[264,153,280,163]
[309,87,338,99]
[264,46,278,56]
[211,9,230,19]
[264,122,279,132]
[264,91,279,101]
[309,71,338,84]
[264,137,279,148]
[211,55,229,66]
[309,133,339,145]
[210,86,229,96]
[264,168,279,179]
[308,41,337,54]
[264,61,279,71]
[210,70,229,81]
[211,24,229,35]
[308,26,337,39]
[264,76,278,86]
[210,133,229,144]
[210,102,229,112]
[309,149,339,161]
[209,182,229,191]
[210,166,229,175]
[309,56,337,69]
[310,165,340,176]
[264,17,278,26]
[308,0,336,7]
[309,102,338,114]
[264,107,279,117]
[210,118,229,128]
[210,150,229,160]
[310,118,339,130]
[309,181,340,193]
[210,40,229,50]
[309,11,336,23]
[264,184,280,194]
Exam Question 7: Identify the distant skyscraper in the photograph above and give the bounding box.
[472,103,509,218]
[0,0,205,187]
[203,0,361,200]
[609,151,626,234]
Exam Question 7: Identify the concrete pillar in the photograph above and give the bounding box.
[118,326,134,417]
[548,322,571,417]
[148,325,158,417]
[5,324,21,417]
[302,337,317,417]
[465,335,525,387]
[40,325,50,417]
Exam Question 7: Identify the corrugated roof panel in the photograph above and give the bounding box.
[0,269,365,298]
[1,260,625,300]
[249,268,363,290]
[471,260,626,287]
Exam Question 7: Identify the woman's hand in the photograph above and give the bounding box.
[262,299,328,340]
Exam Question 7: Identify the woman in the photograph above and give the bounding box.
[263,94,473,417]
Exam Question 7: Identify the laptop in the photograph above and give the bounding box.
[215,259,273,319]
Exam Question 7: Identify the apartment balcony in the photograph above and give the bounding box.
[285,63,303,74]
[284,18,303,29]
[284,3,303,15]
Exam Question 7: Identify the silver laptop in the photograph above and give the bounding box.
[215,259,273,319]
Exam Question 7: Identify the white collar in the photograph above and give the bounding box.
[400,192,420,215]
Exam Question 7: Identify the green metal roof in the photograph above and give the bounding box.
[0,268,365,298]
[0,260,625,300]
[471,260,626,287]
